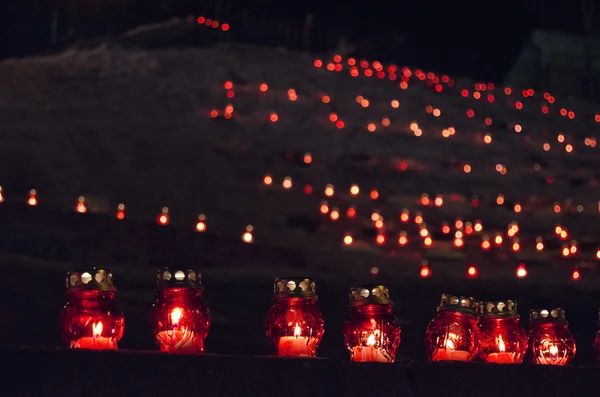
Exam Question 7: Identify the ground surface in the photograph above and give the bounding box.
[1,19,600,363]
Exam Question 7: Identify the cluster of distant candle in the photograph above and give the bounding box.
[314,54,598,126]
[61,271,599,365]
[3,182,598,280]
[0,189,257,245]
[196,16,230,31]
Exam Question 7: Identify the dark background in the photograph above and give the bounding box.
[2,1,599,82]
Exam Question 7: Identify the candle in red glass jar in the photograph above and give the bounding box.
[528,308,576,366]
[594,310,600,363]
[152,268,210,353]
[265,277,325,358]
[478,300,527,364]
[425,293,480,362]
[60,268,125,350]
[343,285,401,363]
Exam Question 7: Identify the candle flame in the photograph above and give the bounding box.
[92,322,103,338]
[549,344,558,358]
[445,332,458,350]
[171,307,183,326]
[537,340,567,365]
[294,324,301,338]
[366,333,376,346]
[496,334,506,352]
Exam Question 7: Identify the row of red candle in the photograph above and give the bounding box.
[7,189,597,260]
[60,270,585,364]
[426,295,577,365]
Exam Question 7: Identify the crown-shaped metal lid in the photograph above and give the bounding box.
[530,308,567,324]
[349,285,392,306]
[480,300,519,319]
[437,293,480,316]
[66,268,115,292]
[156,267,202,290]
[273,277,317,299]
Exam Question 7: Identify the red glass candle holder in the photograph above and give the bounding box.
[343,285,401,362]
[151,268,210,353]
[265,277,325,358]
[478,300,527,364]
[594,309,600,363]
[60,268,125,350]
[528,308,576,366]
[425,293,480,362]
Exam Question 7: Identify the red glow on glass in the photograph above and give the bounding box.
[61,287,124,350]
[425,305,478,362]
[265,293,324,358]
[343,290,401,362]
[479,315,527,364]
[528,311,576,365]
[152,274,210,353]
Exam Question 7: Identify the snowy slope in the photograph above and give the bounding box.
[1,19,600,286]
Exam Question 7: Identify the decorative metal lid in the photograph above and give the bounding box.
[530,308,567,324]
[156,267,202,290]
[349,285,392,306]
[480,300,519,319]
[273,277,317,300]
[65,268,115,292]
[437,293,479,316]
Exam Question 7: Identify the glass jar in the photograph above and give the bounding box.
[152,268,210,353]
[425,293,479,362]
[478,300,527,364]
[60,268,125,350]
[343,285,401,362]
[528,308,576,366]
[265,277,325,358]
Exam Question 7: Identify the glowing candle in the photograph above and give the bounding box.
[74,322,117,350]
[277,324,312,357]
[529,308,576,366]
[425,294,479,362]
[265,278,324,358]
[351,333,391,362]
[431,335,471,361]
[60,269,125,351]
[479,300,527,364]
[486,335,516,363]
[152,268,210,354]
[343,285,400,363]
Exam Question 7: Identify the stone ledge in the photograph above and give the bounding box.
[3,348,599,397]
